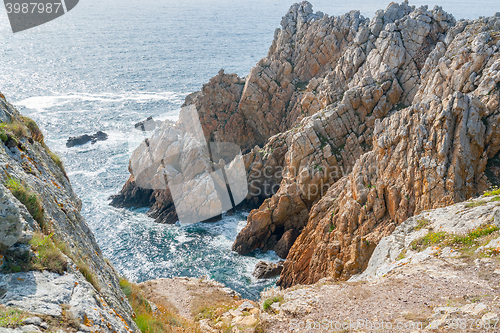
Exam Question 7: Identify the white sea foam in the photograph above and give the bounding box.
[15,91,186,110]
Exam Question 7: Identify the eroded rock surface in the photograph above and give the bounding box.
[0,94,138,332]
[278,12,500,287]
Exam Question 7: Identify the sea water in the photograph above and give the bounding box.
[0,0,499,299]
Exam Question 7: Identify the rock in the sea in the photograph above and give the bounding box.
[66,131,108,147]
[277,10,500,287]
[252,260,284,279]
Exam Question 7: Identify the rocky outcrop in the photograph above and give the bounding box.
[0,93,138,332]
[278,12,500,287]
[252,260,284,279]
[350,195,500,282]
[66,131,108,147]
[113,0,500,290]
[233,1,458,258]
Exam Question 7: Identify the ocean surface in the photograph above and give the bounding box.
[0,0,499,299]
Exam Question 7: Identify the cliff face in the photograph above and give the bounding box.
[277,9,500,288]
[260,196,500,332]
[113,1,500,289]
[0,94,138,332]
[232,0,458,259]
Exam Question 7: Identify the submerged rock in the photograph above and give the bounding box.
[66,131,108,147]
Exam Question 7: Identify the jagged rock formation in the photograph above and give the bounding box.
[114,1,500,289]
[260,196,500,332]
[232,1,459,258]
[350,195,500,281]
[277,9,500,287]
[0,94,138,332]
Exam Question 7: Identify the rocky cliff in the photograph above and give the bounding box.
[113,1,500,289]
[0,93,138,332]
[259,195,500,332]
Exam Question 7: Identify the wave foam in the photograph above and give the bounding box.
[15,91,186,110]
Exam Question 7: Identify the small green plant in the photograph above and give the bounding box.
[0,120,28,140]
[414,218,431,230]
[484,188,500,196]
[77,262,101,292]
[29,233,68,274]
[262,296,283,312]
[490,196,500,202]
[0,130,8,143]
[449,224,499,247]
[410,231,447,251]
[0,307,30,328]
[329,224,336,232]
[397,249,407,261]
[5,177,45,228]
[119,278,197,332]
[465,200,486,208]
[21,116,44,144]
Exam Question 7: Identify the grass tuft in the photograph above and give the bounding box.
[448,224,499,247]
[120,278,198,333]
[77,262,101,292]
[410,224,500,256]
[484,188,500,197]
[0,120,28,140]
[410,231,447,251]
[0,307,29,328]
[21,117,44,144]
[29,233,68,274]
[5,177,45,228]
[465,200,487,208]
[262,296,283,312]
[414,218,431,230]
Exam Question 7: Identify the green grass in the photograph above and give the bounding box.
[1,117,66,178]
[2,232,68,275]
[410,224,500,254]
[77,262,101,292]
[329,224,336,232]
[0,120,28,140]
[397,249,407,261]
[414,218,431,230]
[21,116,44,144]
[448,224,499,247]
[5,177,45,228]
[29,233,68,274]
[0,130,8,143]
[410,231,447,251]
[0,307,29,328]
[465,200,487,208]
[119,278,198,333]
[47,150,65,174]
[262,296,283,312]
[484,188,500,196]
[490,196,500,202]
